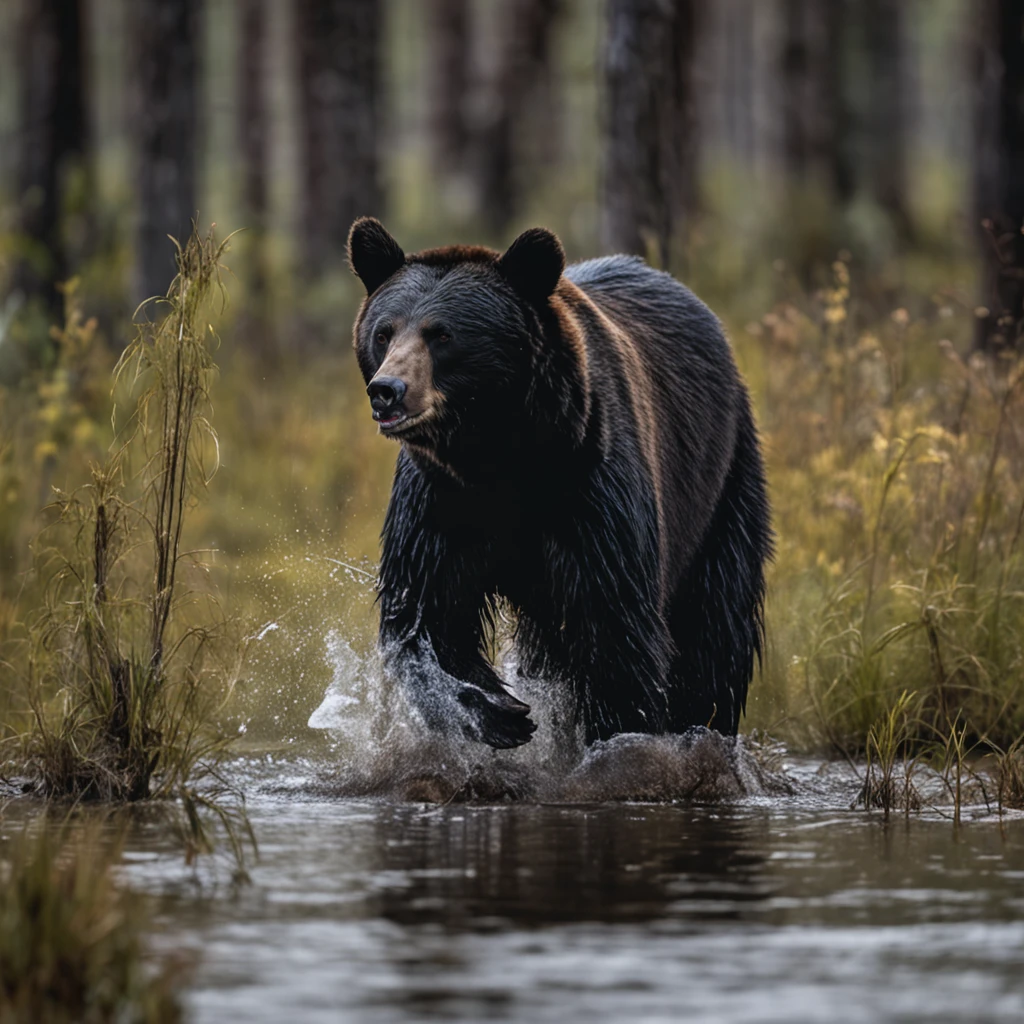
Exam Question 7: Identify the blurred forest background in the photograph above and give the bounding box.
[1,0,1023,757]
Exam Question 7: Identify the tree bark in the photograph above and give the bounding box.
[239,0,268,238]
[13,0,88,316]
[476,0,564,237]
[295,0,383,277]
[427,0,472,179]
[779,0,850,202]
[601,0,698,269]
[131,0,200,306]
[237,0,273,354]
[861,0,909,230]
[973,0,1024,350]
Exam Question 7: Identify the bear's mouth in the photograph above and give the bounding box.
[374,408,408,431]
[376,409,432,436]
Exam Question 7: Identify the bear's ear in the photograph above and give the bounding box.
[497,227,565,305]
[347,217,406,295]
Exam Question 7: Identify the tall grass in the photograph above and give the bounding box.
[9,227,252,860]
[993,737,1024,811]
[749,258,1024,757]
[857,690,922,817]
[0,820,183,1024]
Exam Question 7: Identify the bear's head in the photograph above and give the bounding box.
[347,218,588,470]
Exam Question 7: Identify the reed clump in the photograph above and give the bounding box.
[857,690,922,817]
[13,227,252,859]
[994,739,1024,811]
[0,820,184,1024]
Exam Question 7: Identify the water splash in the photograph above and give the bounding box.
[307,637,793,804]
[305,632,368,735]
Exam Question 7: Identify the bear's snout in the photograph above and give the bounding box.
[367,376,406,412]
[367,375,408,430]
[367,330,443,435]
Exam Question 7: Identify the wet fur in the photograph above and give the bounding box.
[349,221,772,747]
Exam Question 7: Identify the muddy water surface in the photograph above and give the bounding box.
[115,750,1024,1024]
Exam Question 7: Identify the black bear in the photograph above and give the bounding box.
[347,217,772,749]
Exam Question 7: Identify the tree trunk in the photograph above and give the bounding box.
[295,0,382,277]
[973,0,1024,350]
[427,0,472,178]
[13,0,87,317]
[239,0,268,237]
[131,0,199,306]
[237,0,272,353]
[861,0,909,231]
[601,0,698,269]
[779,0,849,201]
[476,0,564,237]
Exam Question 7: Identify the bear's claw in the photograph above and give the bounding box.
[457,687,537,749]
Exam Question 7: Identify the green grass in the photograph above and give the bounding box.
[0,819,183,1024]
[857,690,922,817]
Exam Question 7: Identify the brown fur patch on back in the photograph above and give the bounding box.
[547,284,592,442]
[549,286,590,394]
[557,280,668,598]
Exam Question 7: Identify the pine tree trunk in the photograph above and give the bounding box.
[132,0,199,306]
[238,0,272,353]
[601,0,698,269]
[973,0,1024,350]
[427,0,472,178]
[779,0,848,200]
[295,0,382,277]
[13,0,87,316]
[239,0,268,236]
[476,0,564,237]
[861,0,909,231]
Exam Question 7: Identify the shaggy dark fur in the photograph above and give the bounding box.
[348,218,772,749]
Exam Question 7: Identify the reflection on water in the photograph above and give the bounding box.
[366,803,773,928]
[101,757,1024,1024]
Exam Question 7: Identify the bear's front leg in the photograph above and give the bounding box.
[379,622,536,749]
[432,626,536,747]
[378,453,535,748]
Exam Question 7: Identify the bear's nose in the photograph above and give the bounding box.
[367,376,406,411]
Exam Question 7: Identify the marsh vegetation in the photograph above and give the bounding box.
[0,820,183,1024]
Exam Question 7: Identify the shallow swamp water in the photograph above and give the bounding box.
[11,734,1022,1024]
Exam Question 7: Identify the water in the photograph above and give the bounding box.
[110,749,1024,1024]
[6,623,1024,1022]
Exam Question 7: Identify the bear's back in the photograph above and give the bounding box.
[564,254,745,588]
[565,256,731,371]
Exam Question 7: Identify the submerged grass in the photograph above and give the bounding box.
[0,819,184,1024]
[7,226,253,863]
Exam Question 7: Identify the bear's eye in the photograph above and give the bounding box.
[375,329,389,346]
[437,331,451,344]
